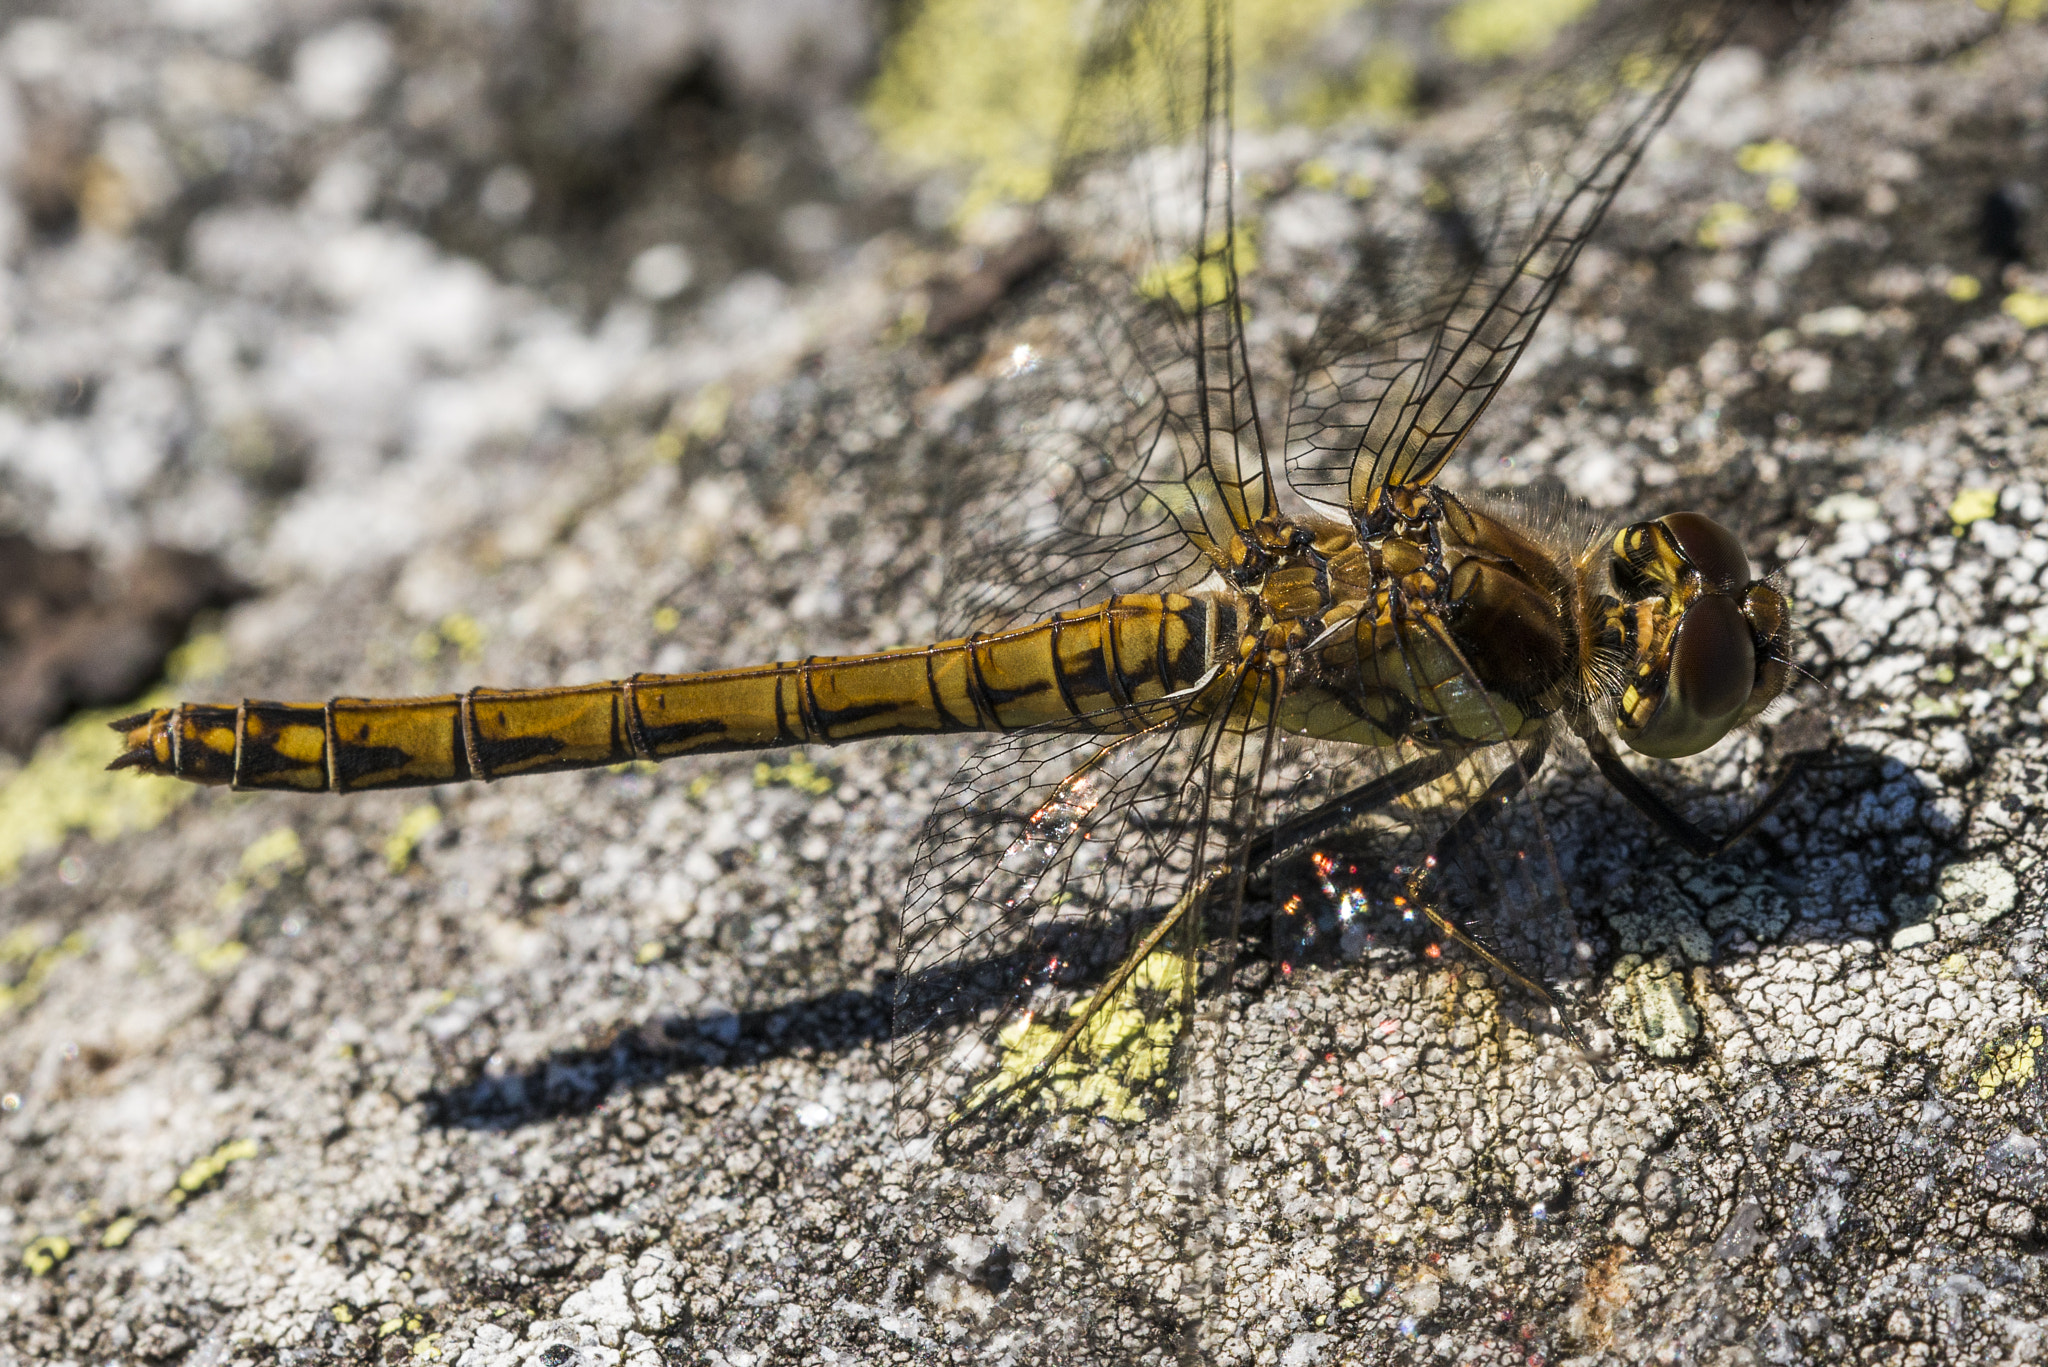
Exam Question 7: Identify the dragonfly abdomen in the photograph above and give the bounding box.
[107,593,1223,793]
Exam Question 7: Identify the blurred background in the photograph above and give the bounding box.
[0,0,897,762]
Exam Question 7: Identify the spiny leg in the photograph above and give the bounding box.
[1243,749,1468,897]
[946,749,1480,1132]
[1390,734,1591,1049]
[1578,726,1811,859]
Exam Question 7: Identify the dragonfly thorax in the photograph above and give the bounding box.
[1212,491,1600,752]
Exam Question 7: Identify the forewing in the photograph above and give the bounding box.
[942,0,1273,637]
[1285,2,1729,512]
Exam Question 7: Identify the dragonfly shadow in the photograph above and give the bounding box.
[421,985,893,1132]
[421,946,1034,1132]
[423,742,1960,1131]
[424,903,1272,1133]
[1589,742,1951,951]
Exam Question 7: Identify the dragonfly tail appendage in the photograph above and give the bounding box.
[107,593,1224,793]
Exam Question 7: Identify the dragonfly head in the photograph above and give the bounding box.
[1605,511,1791,760]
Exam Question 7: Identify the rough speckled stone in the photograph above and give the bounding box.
[4,2,2048,1365]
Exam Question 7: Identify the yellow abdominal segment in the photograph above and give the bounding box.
[108,595,1220,792]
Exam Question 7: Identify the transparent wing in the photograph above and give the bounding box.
[879,0,1752,1355]
[893,676,1252,1149]
[942,0,1271,637]
[939,267,1257,636]
[886,631,1578,1357]
[1285,2,1730,512]
[888,669,1276,1355]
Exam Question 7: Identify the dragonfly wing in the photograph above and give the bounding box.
[937,264,1245,637]
[890,665,1283,1352]
[895,689,1234,1146]
[1284,3,1731,512]
[941,0,1275,638]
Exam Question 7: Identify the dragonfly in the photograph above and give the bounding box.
[108,0,1807,1341]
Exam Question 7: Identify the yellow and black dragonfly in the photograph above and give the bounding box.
[111,0,1807,1272]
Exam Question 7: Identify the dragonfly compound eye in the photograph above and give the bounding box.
[1618,593,1757,759]
[1657,510,1751,591]
[1611,510,1793,758]
[1609,510,1750,600]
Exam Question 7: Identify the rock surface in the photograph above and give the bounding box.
[3,2,2048,1364]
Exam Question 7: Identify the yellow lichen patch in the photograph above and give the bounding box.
[1735,139,1800,176]
[1946,273,1983,303]
[1973,1025,2043,1102]
[1695,202,1753,251]
[652,605,682,633]
[667,382,732,460]
[635,940,668,966]
[959,945,1190,1124]
[1441,0,1595,62]
[866,0,1086,219]
[99,1215,142,1249]
[21,1234,72,1276]
[1297,158,1339,191]
[753,754,834,796]
[0,693,197,884]
[384,804,443,872]
[1765,178,1799,213]
[411,613,487,665]
[1138,226,1260,315]
[1,928,90,1015]
[439,613,486,663]
[1949,486,2001,529]
[166,632,231,683]
[1602,953,1700,1060]
[1352,49,1413,122]
[1292,45,1415,127]
[170,1137,259,1205]
[2003,291,2048,330]
[868,0,1371,225]
[242,826,304,878]
[172,927,248,974]
[379,1311,429,1339]
[217,825,307,910]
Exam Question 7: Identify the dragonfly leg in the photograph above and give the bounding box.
[1390,736,1586,1035]
[1579,726,1810,859]
[1243,749,1468,893]
[1236,737,1573,1025]
[949,738,1572,1132]
[946,755,1470,1131]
